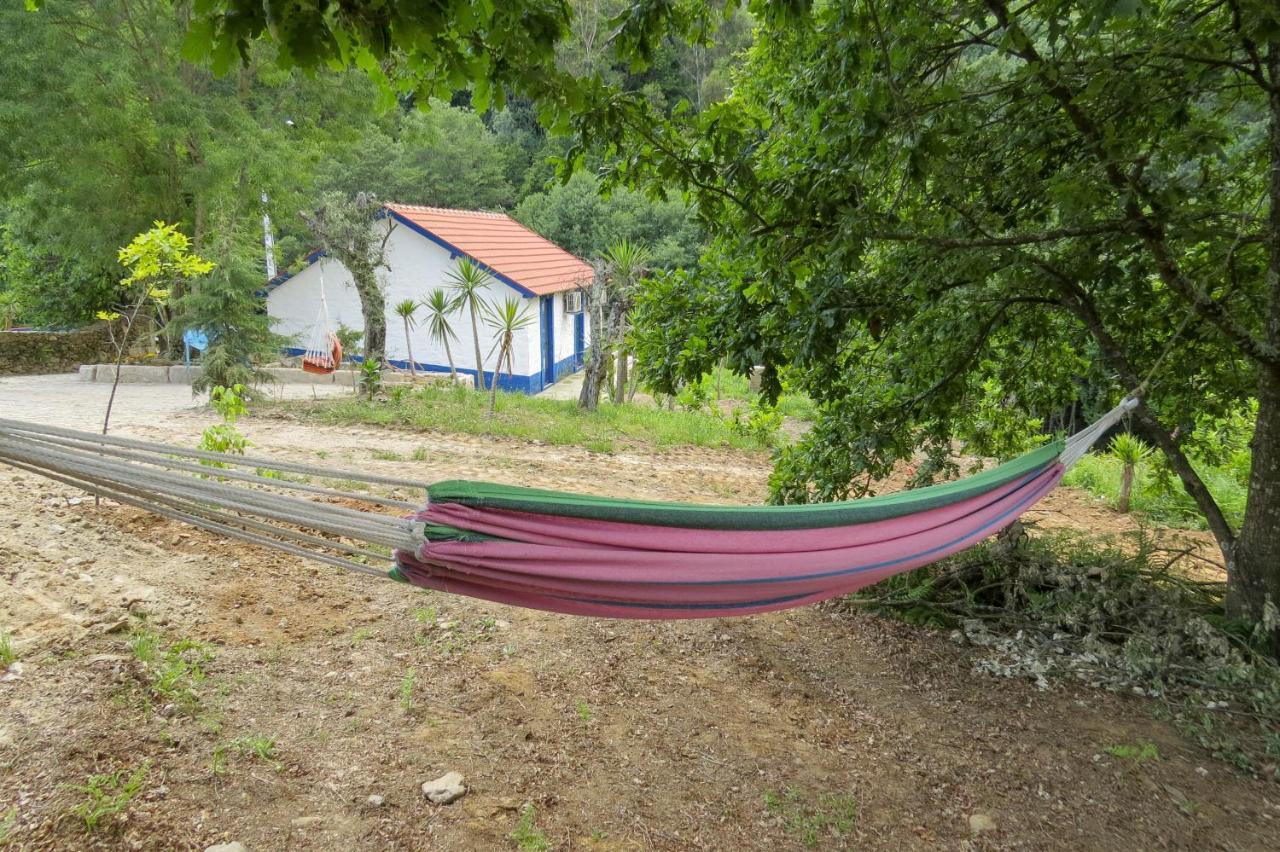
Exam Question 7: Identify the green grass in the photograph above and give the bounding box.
[127,629,213,714]
[509,805,549,851]
[0,632,14,667]
[705,365,817,420]
[575,700,592,722]
[211,735,281,774]
[1063,451,1247,530]
[0,807,16,844]
[65,760,150,832]
[399,669,417,714]
[1106,741,1159,763]
[259,383,778,452]
[763,787,858,848]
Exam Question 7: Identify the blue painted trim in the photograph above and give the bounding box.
[573,312,585,368]
[279,347,582,394]
[258,249,326,297]
[540,296,555,384]
[381,209,538,298]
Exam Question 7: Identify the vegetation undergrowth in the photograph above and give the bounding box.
[509,804,550,851]
[127,627,214,715]
[1065,451,1248,531]
[763,787,858,848]
[258,383,781,452]
[843,529,1280,776]
[63,760,150,833]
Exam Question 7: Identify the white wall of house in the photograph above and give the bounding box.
[266,220,589,391]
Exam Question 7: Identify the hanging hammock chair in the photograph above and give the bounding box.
[0,398,1136,620]
[300,268,342,375]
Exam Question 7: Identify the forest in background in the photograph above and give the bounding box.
[0,0,747,329]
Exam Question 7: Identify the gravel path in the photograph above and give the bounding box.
[0,372,352,432]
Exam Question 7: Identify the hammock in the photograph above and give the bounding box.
[300,267,342,375]
[0,398,1135,619]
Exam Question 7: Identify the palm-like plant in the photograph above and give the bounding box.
[1109,432,1154,514]
[446,258,492,390]
[481,297,536,416]
[421,289,460,382]
[601,239,650,403]
[393,299,419,377]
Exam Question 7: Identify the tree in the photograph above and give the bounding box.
[1,1,382,326]
[610,0,1280,648]
[324,104,516,208]
[482,297,537,415]
[1110,434,1154,515]
[515,172,701,269]
[301,192,393,363]
[600,240,649,402]
[105,223,214,433]
[394,299,420,377]
[421,289,460,382]
[446,258,494,390]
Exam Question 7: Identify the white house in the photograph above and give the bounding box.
[265,204,594,393]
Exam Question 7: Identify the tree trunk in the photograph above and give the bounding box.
[352,271,386,363]
[403,318,416,377]
[489,345,502,417]
[1230,41,1280,650]
[469,301,485,391]
[578,340,607,410]
[615,348,628,404]
[1118,463,1135,514]
[443,336,457,382]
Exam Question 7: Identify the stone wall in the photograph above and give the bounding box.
[0,323,118,376]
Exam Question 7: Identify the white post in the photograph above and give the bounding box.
[261,191,277,281]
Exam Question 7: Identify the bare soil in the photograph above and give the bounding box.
[1,407,1276,851]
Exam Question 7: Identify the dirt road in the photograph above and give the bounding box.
[0,380,1273,850]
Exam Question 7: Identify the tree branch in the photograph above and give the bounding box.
[985,0,1280,371]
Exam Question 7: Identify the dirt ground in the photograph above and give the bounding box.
[1,395,1276,850]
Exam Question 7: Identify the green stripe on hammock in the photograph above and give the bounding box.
[426,439,1066,530]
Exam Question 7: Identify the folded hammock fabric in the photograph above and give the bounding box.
[0,398,1136,620]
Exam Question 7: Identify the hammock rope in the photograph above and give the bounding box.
[0,398,1137,619]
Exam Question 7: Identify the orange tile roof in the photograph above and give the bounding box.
[385,204,594,296]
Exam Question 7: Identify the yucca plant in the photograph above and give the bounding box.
[601,239,650,403]
[481,297,536,416]
[421,289,460,383]
[446,258,493,390]
[1109,432,1154,514]
[393,299,419,377]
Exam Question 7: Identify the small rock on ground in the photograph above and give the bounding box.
[367,794,385,807]
[421,771,466,804]
[205,843,248,852]
[969,813,998,834]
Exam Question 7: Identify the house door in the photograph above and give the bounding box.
[573,312,585,368]
[541,296,555,385]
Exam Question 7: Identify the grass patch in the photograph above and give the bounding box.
[127,629,213,714]
[763,787,858,848]
[371,449,404,461]
[211,735,280,774]
[399,669,417,714]
[0,632,14,667]
[0,808,16,844]
[1106,741,1159,763]
[257,383,777,452]
[1064,451,1247,531]
[704,365,817,420]
[65,760,150,832]
[574,700,592,722]
[509,804,549,851]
